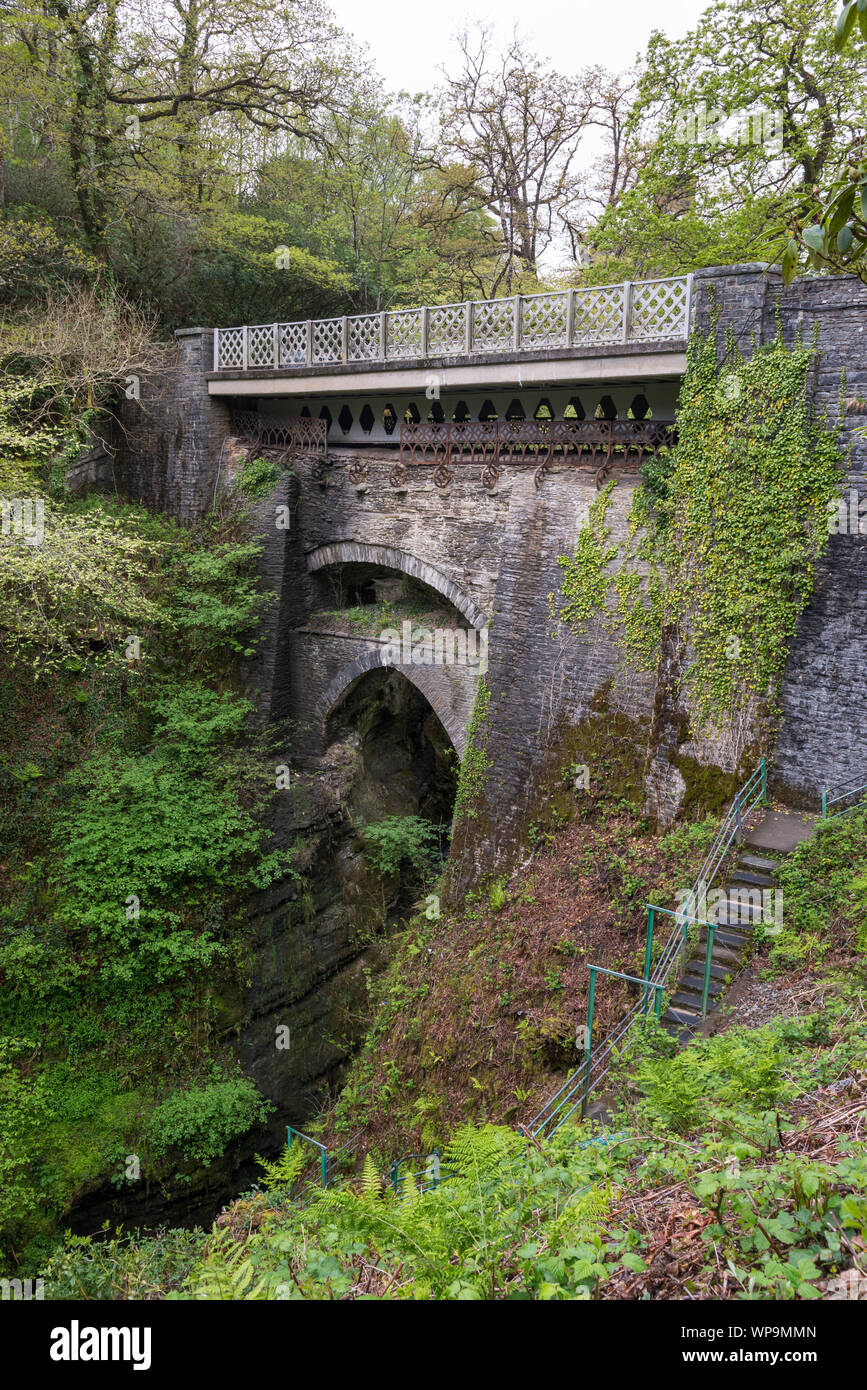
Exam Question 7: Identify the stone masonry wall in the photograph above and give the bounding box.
[655,266,867,809]
[115,327,230,524]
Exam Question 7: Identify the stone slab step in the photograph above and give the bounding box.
[714,905,763,926]
[662,1005,701,1028]
[728,869,775,888]
[678,973,726,997]
[664,1024,699,1045]
[680,959,732,983]
[745,810,816,854]
[698,926,750,949]
[737,853,780,873]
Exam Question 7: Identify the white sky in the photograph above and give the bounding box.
[328,0,713,94]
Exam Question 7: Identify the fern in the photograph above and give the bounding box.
[257,1142,307,1193]
[359,1152,382,1199]
[184,1228,271,1301]
[444,1123,524,1177]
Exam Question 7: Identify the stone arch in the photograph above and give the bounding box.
[305,542,487,629]
[319,648,468,760]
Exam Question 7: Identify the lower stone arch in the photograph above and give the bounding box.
[305,541,487,631]
[318,648,468,761]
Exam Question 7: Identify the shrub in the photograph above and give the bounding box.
[147,1074,273,1168]
[361,816,440,879]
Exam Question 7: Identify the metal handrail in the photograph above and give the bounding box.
[529,757,768,1139]
[212,275,693,372]
[821,775,867,819]
[389,1149,455,1197]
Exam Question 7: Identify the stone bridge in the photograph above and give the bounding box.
[117,263,867,836]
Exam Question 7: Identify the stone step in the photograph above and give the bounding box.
[670,990,710,1011]
[662,1005,701,1029]
[717,891,766,913]
[728,869,775,888]
[705,910,756,930]
[664,1024,699,1045]
[683,959,732,983]
[698,926,750,949]
[737,853,780,874]
[678,973,726,998]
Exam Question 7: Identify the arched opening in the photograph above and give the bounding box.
[326,668,459,831]
[306,542,487,630]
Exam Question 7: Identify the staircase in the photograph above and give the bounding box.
[662,847,779,1040]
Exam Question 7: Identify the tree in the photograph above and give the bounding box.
[587,0,867,278]
[438,26,596,292]
[2,0,357,258]
[780,0,867,281]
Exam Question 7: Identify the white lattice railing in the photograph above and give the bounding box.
[213,275,692,371]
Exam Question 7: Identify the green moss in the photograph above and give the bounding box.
[673,755,742,821]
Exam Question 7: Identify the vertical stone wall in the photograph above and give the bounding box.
[770,276,867,801]
[115,327,231,524]
[655,266,867,810]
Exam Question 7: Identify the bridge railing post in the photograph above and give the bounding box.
[271,322,279,369]
[421,306,430,358]
[622,282,633,343]
[465,301,473,354]
[241,325,249,371]
[513,295,521,350]
[379,311,387,361]
[305,320,313,366]
[566,288,576,347]
[340,316,349,363]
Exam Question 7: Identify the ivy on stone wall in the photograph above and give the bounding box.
[553,327,843,739]
[550,482,617,633]
[452,677,491,823]
[666,328,842,729]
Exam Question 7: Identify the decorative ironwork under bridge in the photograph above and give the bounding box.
[230,410,676,491]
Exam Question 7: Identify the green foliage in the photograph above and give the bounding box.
[632,1021,802,1132]
[180,1226,274,1301]
[781,0,867,282]
[361,816,440,879]
[552,330,842,744]
[359,1152,382,1197]
[663,329,842,727]
[236,455,281,499]
[554,483,618,632]
[0,217,97,306]
[258,1141,308,1193]
[452,677,491,823]
[43,1226,207,1301]
[147,1073,273,1169]
[166,540,269,666]
[769,806,867,970]
[37,983,867,1302]
[0,1038,53,1241]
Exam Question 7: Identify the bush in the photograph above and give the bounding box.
[147,1074,273,1168]
[361,816,440,879]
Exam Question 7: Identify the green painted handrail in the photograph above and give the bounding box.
[528,758,768,1138]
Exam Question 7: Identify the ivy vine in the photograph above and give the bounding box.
[552,327,844,736]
